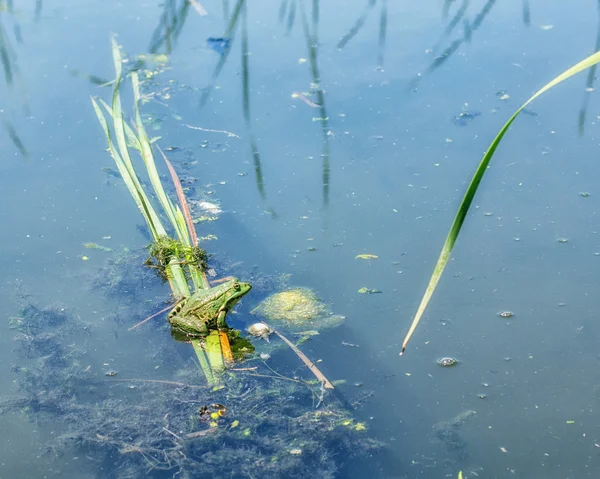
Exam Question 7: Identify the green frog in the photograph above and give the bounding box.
[168,278,252,337]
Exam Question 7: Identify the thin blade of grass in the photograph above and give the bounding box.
[400,49,600,355]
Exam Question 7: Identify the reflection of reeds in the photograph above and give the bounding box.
[299,0,330,208]
[278,0,289,22]
[0,23,16,86]
[147,0,191,54]
[432,0,468,52]
[198,0,245,110]
[522,0,531,27]
[409,0,495,89]
[222,0,230,26]
[336,0,376,50]
[578,0,600,136]
[35,0,43,22]
[3,119,27,158]
[286,0,296,36]
[0,9,30,157]
[442,0,456,19]
[377,0,387,67]
[240,3,265,200]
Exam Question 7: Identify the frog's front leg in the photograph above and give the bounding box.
[216,310,229,330]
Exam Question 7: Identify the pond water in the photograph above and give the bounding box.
[2,0,600,477]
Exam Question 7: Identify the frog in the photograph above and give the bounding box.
[168,278,252,337]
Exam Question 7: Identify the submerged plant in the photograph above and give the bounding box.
[400,50,600,355]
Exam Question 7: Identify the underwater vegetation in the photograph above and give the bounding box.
[2,293,383,479]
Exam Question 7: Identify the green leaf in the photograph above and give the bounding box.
[400,50,600,355]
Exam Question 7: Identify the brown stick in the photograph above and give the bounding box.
[156,145,198,246]
[264,323,334,389]
[129,301,180,331]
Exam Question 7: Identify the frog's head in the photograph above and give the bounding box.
[219,278,252,313]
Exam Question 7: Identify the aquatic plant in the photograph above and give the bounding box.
[400,50,600,354]
[91,38,241,382]
[91,38,206,297]
[2,297,381,478]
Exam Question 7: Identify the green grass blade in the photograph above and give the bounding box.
[130,71,183,240]
[91,96,163,240]
[400,50,600,355]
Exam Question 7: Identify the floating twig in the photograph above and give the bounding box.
[264,322,334,389]
[129,301,179,331]
[184,123,240,138]
[188,0,208,16]
[291,91,320,108]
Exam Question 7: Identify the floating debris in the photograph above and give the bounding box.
[247,323,272,342]
[206,37,231,55]
[357,288,382,294]
[496,90,510,100]
[84,243,113,252]
[452,111,481,126]
[355,254,379,260]
[291,91,320,108]
[498,311,514,318]
[438,357,458,367]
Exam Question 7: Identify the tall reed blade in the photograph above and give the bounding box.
[400,50,600,355]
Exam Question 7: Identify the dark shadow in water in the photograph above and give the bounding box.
[0,5,31,158]
[3,119,27,158]
[442,0,456,20]
[240,3,268,204]
[522,0,531,27]
[336,0,377,50]
[377,0,387,68]
[408,0,496,91]
[463,17,471,43]
[299,0,330,211]
[284,0,296,36]
[578,0,600,137]
[432,0,469,53]
[34,0,43,22]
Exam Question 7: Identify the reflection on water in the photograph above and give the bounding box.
[1,0,600,477]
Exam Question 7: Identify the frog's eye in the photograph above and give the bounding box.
[233,283,241,291]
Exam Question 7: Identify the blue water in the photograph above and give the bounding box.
[2,0,600,477]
